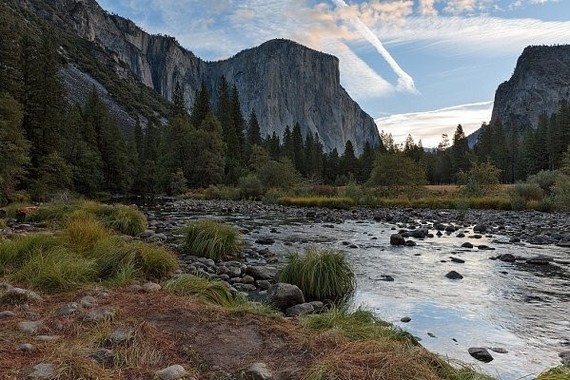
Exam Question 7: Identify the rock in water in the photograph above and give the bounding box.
[390,234,405,246]
[468,347,494,363]
[445,271,464,280]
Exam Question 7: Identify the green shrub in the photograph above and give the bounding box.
[509,182,544,210]
[183,220,243,261]
[311,185,338,197]
[553,174,570,211]
[238,174,264,200]
[262,188,286,204]
[13,247,96,292]
[164,274,237,307]
[527,170,559,195]
[203,185,241,200]
[279,247,356,304]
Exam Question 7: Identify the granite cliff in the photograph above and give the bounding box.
[15,0,380,154]
[491,45,570,129]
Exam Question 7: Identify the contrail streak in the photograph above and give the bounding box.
[332,0,418,94]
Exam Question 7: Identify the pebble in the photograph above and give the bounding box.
[27,363,56,378]
[240,362,272,380]
[155,364,187,380]
[83,307,116,322]
[400,316,411,323]
[18,321,41,334]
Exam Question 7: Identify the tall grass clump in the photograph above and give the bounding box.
[0,233,59,271]
[279,246,356,304]
[13,247,96,292]
[182,220,243,261]
[128,240,179,279]
[164,274,237,307]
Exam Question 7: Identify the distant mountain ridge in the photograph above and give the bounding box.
[14,0,380,154]
[491,45,570,129]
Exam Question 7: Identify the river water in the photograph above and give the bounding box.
[142,200,570,379]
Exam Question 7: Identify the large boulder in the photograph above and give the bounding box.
[267,283,305,310]
[245,266,278,280]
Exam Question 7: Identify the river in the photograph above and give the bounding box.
[141,199,570,379]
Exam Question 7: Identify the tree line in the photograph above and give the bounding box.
[3,14,570,204]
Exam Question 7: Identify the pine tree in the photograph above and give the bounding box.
[0,94,29,202]
[247,110,262,147]
[0,3,23,98]
[451,124,470,179]
[291,123,305,173]
[187,113,226,187]
[172,81,187,117]
[340,140,358,181]
[191,81,210,128]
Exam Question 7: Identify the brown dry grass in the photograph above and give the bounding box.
[0,285,491,380]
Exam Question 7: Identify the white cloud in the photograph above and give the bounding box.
[375,101,493,147]
[332,0,418,94]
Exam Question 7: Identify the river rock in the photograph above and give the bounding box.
[560,350,570,365]
[499,254,516,262]
[468,347,494,363]
[473,224,487,233]
[255,238,275,245]
[379,275,394,282]
[240,362,272,380]
[390,234,405,246]
[83,307,116,322]
[445,271,464,280]
[56,303,80,316]
[285,303,314,317]
[156,364,187,380]
[526,256,551,265]
[461,242,474,248]
[246,266,277,280]
[411,228,428,239]
[450,257,465,264]
[489,347,508,354]
[0,310,16,319]
[27,363,56,378]
[400,316,411,323]
[18,321,41,334]
[267,283,305,310]
[404,240,416,247]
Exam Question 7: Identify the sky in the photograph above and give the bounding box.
[98,0,570,147]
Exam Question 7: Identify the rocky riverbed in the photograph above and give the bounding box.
[137,199,570,379]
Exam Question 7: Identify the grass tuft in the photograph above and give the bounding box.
[13,247,96,292]
[537,365,570,380]
[164,274,238,307]
[279,246,356,304]
[182,220,243,261]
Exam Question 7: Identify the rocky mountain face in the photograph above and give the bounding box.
[16,0,380,154]
[491,45,570,129]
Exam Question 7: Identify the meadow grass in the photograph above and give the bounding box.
[279,246,356,305]
[278,196,356,209]
[163,274,238,307]
[182,220,243,261]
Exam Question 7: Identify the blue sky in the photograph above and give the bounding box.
[98,0,570,146]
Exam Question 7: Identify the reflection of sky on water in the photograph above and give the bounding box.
[146,205,570,379]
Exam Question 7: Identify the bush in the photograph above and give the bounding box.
[203,185,241,200]
[183,220,243,261]
[527,170,559,195]
[262,188,286,204]
[509,182,544,210]
[238,174,264,200]
[311,185,338,197]
[164,274,237,307]
[278,247,356,304]
[458,161,501,196]
[553,173,570,211]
